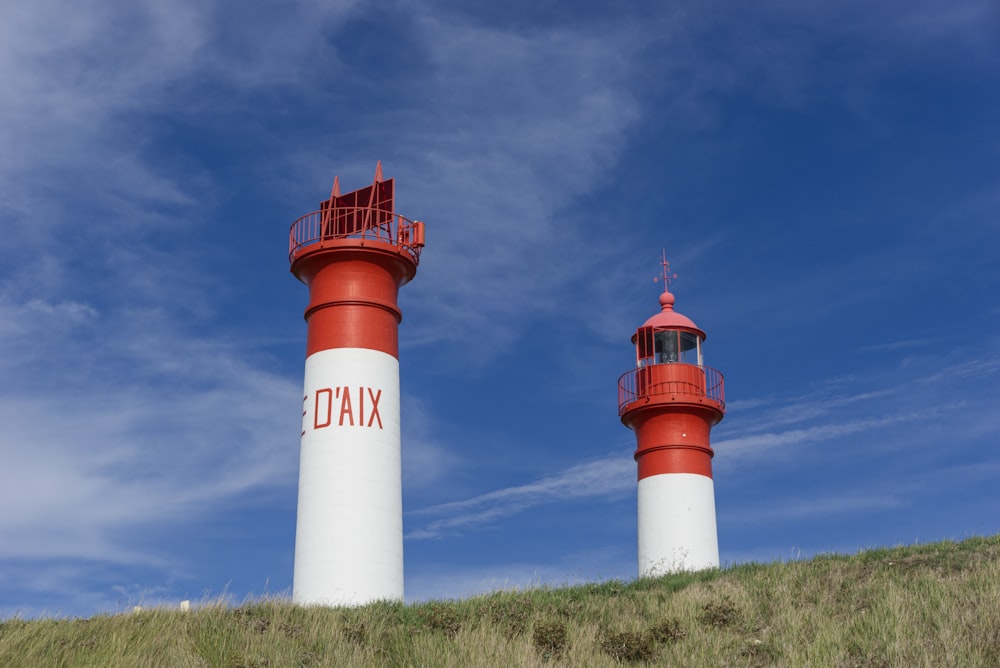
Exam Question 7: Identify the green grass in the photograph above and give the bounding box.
[2,535,998,666]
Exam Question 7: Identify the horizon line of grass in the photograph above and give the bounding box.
[2,534,998,666]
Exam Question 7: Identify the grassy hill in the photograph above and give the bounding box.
[2,535,997,667]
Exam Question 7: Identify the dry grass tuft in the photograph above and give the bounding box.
[698,596,740,629]
[598,629,657,663]
[478,596,534,638]
[531,620,567,660]
[415,602,462,638]
[647,617,685,644]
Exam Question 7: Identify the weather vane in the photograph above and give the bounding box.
[653,248,677,292]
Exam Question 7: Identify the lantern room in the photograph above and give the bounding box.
[617,260,725,418]
[633,290,707,368]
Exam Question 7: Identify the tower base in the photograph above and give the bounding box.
[293,347,403,606]
[637,472,719,576]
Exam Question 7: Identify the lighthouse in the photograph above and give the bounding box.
[617,253,726,576]
[288,162,425,605]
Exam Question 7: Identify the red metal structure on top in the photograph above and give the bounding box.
[287,162,426,359]
[289,161,425,267]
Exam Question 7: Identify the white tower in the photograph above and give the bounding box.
[287,163,425,605]
[617,253,726,575]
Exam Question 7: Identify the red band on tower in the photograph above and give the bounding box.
[628,407,717,480]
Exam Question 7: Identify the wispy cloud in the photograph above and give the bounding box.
[857,338,939,354]
[386,17,644,360]
[718,411,933,461]
[401,394,463,493]
[733,389,900,435]
[406,456,633,540]
[722,492,905,525]
[0,346,300,563]
[403,412,917,541]
[0,277,302,568]
[406,341,1000,541]
[404,410,908,541]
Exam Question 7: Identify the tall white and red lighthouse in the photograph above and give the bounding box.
[288,162,425,606]
[617,253,726,576]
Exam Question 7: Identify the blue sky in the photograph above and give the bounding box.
[1,0,998,618]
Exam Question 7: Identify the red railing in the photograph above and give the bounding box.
[617,363,725,414]
[288,206,425,265]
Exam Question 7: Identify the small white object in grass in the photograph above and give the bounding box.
[180,600,191,612]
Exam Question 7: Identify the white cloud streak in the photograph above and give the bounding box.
[407,344,998,540]
[403,410,927,541]
[0,340,301,563]
[722,492,905,525]
[406,456,633,540]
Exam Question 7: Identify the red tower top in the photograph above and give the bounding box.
[618,257,725,420]
[289,161,425,274]
[287,162,426,358]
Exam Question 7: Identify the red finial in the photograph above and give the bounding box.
[373,160,384,183]
[330,175,341,199]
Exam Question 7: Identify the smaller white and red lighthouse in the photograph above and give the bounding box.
[617,253,726,576]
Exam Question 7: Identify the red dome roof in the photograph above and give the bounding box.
[640,290,706,338]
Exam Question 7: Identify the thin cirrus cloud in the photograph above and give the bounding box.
[0,290,300,568]
[404,347,998,541]
[326,17,643,358]
[405,455,635,540]
[0,356,300,563]
[402,411,906,542]
[721,492,906,525]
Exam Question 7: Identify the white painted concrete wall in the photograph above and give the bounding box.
[637,472,719,576]
[293,348,403,605]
